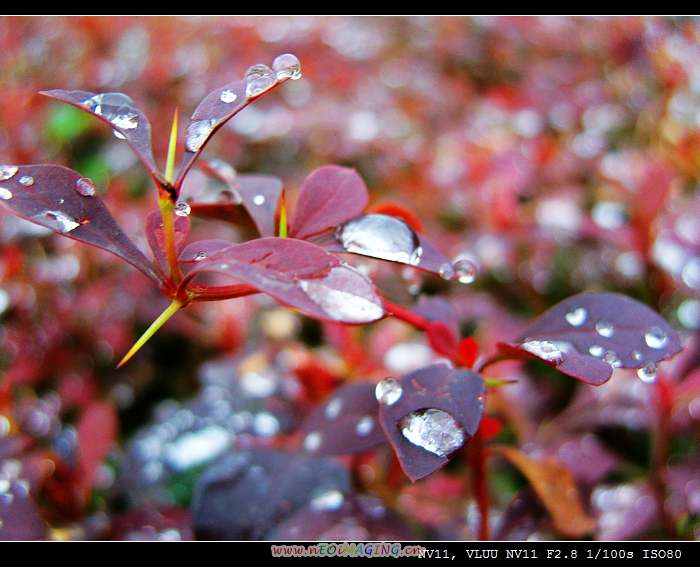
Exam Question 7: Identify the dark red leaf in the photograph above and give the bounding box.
[426,321,459,359]
[0,164,160,282]
[457,338,479,368]
[76,401,117,494]
[40,90,159,177]
[192,448,350,540]
[300,382,385,455]
[179,239,232,264]
[377,364,485,482]
[145,209,190,276]
[497,292,683,386]
[289,166,369,239]
[236,175,283,237]
[185,237,384,324]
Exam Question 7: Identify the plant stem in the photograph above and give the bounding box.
[278,191,288,238]
[382,299,430,330]
[117,298,184,368]
[159,197,182,285]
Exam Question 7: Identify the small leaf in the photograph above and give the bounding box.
[40,90,159,178]
[0,164,160,282]
[289,166,369,239]
[300,382,385,455]
[377,364,485,482]
[497,446,595,537]
[498,292,683,385]
[145,209,190,277]
[185,238,384,324]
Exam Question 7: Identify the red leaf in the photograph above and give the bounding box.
[426,321,458,359]
[290,166,369,239]
[457,337,479,368]
[76,401,117,494]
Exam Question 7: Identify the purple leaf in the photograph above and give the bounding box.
[192,448,350,540]
[300,382,385,455]
[144,209,190,277]
[40,90,159,177]
[0,164,160,282]
[377,364,485,482]
[179,239,232,264]
[498,292,683,386]
[289,166,369,239]
[185,238,384,324]
[236,175,283,237]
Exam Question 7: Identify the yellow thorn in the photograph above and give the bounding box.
[165,108,179,184]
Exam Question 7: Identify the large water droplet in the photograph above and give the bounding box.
[355,416,374,437]
[245,64,277,98]
[75,177,96,197]
[0,165,18,181]
[637,361,657,383]
[299,266,383,323]
[219,89,238,104]
[310,489,344,512]
[185,118,216,153]
[324,397,342,420]
[375,378,403,405]
[34,210,80,233]
[272,53,302,80]
[175,202,191,217]
[0,187,13,200]
[253,194,266,206]
[589,344,604,357]
[399,408,465,457]
[452,258,477,284]
[645,326,668,349]
[565,306,587,327]
[337,214,422,265]
[595,320,615,338]
[83,92,139,130]
[520,339,564,364]
[19,176,34,187]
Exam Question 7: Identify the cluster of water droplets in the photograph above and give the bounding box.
[0,166,18,201]
[439,258,478,285]
[399,408,466,458]
[83,92,140,132]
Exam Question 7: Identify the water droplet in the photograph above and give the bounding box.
[603,350,622,368]
[595,320,615,338]
[175,202,191,217]
[194,251,208,262]
[34,210,80,233]
[399,408,465,457]
[632,350,644,362]
[637,362,657,383]
[75,177,96,196]
[682,257,700,290]
[0,165,18,181]
[113,129,126,140]
[337,214,422,265]
[645,326,668,350]
[272,53,302,80]
[310,489,344,512]
[0,187,13,200]
[83,92,139,130]
[324,397,342,420]
[520,339,564,364]
[185,118,216,153]
[207,158,237,184]
[299,266,383,323]
[438,262,455,280]
[375,378,403,405]
[304,431,322,452]
[253,194,266,206]
[565,306,587,327]
[355,416,374,437]
[453,258,477,284]
[19,175,34,187]
[245,63,277,98]
[219,89,238,104]
[252,412,280,437]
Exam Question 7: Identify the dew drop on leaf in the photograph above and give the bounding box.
[185,119,216,153]
[636,361,657,383]
[603,350,622,368]
[272,53,302,80]
[18,176,34,187]
[33,210,81,233]
[245,64,277,98]
[0,187,13,200]
[0,165,18,181]
[355,416,374,437]
[645,326,668,349]
[452,258,477,284]
[632,350,643,362]
[565,306,587,327]
[520,339,564,364]
[375,378,403,406]
[175,202,191,217]
[75,177,96,197]
[194,251,208,262]
[219,89,238,104]
[324,397,342,420]
[83,92,139,130]
[253,194,266,206]
[589,344,604,357]
[303,431,322,452]
[337,214,422,265]
[595,320,615,338]
[399,408,466,458]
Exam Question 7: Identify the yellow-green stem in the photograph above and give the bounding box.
[160,108,181,283]
[117,298,184,368]
[278,191,288,238]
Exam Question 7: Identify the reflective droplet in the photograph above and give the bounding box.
[253,194,266,206]
[0,165,19,181]
[185,119,216,153]
[113,129,126,140]
[438,262,455,280]
[272,53,302,80]
[565,306,587,327]
[0,187,13,200]
[595,320,615,338]
[219,89,238,104]
[310,489,344,512]
[337,214,422,265]
[245,63,277,98]
[34,210,80,233]
[19,175,34,187]
[453,258,477,284]
[175,202,191,217]
[682,257,700,290]
[303,431,322,452]
[603,350,622,368]
[637,362,657,383]
[399,408,465,457]
[324,397,342,420]
[632,350,644,362]
[520,339,563,364]
[75,177,96,197]
[645,327,668,350]
[355,416,374,437]
[83,92,139,130]
[193,251,208,262]
[375,378,403,406]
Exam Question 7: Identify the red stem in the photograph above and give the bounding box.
[382,299,430,330]
[470,429,490,540]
